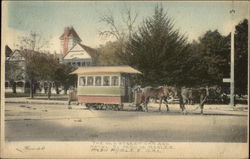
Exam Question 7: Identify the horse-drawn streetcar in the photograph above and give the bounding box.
[68,66,226,114]
[69,65,142,110]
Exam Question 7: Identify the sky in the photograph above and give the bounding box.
[4,1,249,53]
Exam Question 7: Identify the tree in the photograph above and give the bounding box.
[37,53,60,99]
[15,31,50,98]
[234,19,248,96]
[99,7,138,42]
[125,5,188,86]
[53,64,76,95]
[188,30,230,87]
[97,41,124,65]
[16,31,49,52]
[98,7,138,65]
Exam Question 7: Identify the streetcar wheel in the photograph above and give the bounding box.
[85,103,90,109]
[118,104,124,111]
[114,105,119,111]
[105,104,109,110]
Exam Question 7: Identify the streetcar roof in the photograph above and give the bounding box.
[70,65,142,75]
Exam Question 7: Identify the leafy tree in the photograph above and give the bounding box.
[20,49,60,99]
[188,30,230,86]
[15,31,50,98]
[53,64,77,95]
[97,41,124,65]
[125,5,188,87]
[234,19,248,96]
[21,50,46,98]
[38,53,59,99]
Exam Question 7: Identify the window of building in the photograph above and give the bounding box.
[95,76,102,86]
[79,77,86,86]
[111,76,119,86]
[17,81,24,87]
[120,76,125,86]
[5,82,9,88]
[77,62,81,66]
[82,62,85,66]
[103,76,110,86]
[87,76,94,86]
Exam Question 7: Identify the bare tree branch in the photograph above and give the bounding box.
[99,7,138,42]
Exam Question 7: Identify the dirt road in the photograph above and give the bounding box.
[4,102,248,142]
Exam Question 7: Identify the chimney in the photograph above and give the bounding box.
[64,27,70,37]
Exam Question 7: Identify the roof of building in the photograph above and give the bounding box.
[59,26,81,41]
[79,43,98,58]
[71,65,142,75]
[63,43,98,59]
[5,45,12,58]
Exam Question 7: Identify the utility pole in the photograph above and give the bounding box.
[230,8,235,106]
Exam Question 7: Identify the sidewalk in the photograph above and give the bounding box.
[4,96,69,105]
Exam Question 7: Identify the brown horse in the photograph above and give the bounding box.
[178,86,226,114]
[140,86,177,112]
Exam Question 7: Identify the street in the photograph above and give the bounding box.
[5,101,248,142]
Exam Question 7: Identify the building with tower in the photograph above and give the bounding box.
[60,26,97,67]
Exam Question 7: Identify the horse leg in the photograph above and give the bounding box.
[179,95,186,113]
[181,98,187,115]
[159,97,162,112]
[146,98,149,112]
[68,99,72,109]
[164,97,170,111]
[144,97,149,112]
[183,104,187,115]
[200,94,207,115]
[179,96,183,112]
[200,104,204,115]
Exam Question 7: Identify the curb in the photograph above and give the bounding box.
[5,101,68,105]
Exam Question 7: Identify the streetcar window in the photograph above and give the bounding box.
[103,76,110,86]
[111,76,119,86]
[79,77,86,86]
[95,76,102,86]
[87,76,94,86]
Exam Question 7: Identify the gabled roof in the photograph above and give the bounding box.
[59,26,81,41]
[5,45,12,58]
[79,43,97,58]
[63,43,98,59]
[71,65,142,75]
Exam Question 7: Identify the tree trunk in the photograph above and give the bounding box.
[44,82,48,94]
[48,82,52,100]
[30,79,34,98]
[55,83,60,94]
[33,82,37,94]
[10,80,16,93]
[64,85,69,95]
[12,82,17,93]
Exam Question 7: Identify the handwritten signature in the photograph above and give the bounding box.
[24,145,45,150]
